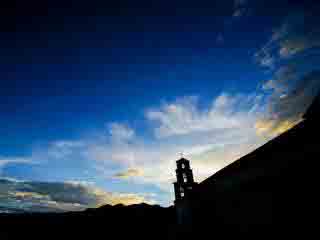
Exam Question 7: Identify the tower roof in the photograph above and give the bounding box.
[176,157,189,163]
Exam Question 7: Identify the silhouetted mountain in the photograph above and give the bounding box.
[0,203,176,240]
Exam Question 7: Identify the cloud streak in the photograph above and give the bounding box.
[0,178,154,213]
[254,7,320,137]
[2,80,318,207]
[0,158,34,175]
[255,9,320,68]
[146,94,261,138]
[257,70,320,137]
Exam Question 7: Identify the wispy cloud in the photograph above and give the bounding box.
[233,0,249,18]
[108,123,135,143]
[87,93,267,192]
[2,80,317,207]
[279,35,320,58]
[253,7,320,137]
[4,25,320,206]
[145,94,261,138]
[255,10,320,68]
[2,82,318,207]
[257,70,320,137]
[4,84,305,206]
[0,158,33,175]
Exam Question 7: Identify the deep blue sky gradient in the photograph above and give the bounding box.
[0,0,316,206]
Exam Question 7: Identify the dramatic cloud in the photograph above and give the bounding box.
[89,93,268,192]
[146,94,261,138]
[2,80,317,208]
[257,70,320,137]
[0,178,154,213]
[255,9,320,68]
[2,84,318,207]
[254,6,320,137]
[0,90,281,207]
[277,11,320,58]
[3,41,320,208]
[279,36,319,58]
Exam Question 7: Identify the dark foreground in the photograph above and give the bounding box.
[0,204,176,240]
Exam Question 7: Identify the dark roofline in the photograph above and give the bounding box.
[199,118,307,187]
[199,91,320,186]
[303,93,320,120]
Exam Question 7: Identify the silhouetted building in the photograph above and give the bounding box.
[303,92,320,120]
[172,93,320,238]
[173,157,197,226]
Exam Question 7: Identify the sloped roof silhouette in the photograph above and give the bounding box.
[303,92,320,120]
[198,93,320,190]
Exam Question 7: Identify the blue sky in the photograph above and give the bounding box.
[0,0,320,211]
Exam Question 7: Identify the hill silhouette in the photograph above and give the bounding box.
[0,203,176,240]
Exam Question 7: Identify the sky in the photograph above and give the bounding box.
[0,0,320,212]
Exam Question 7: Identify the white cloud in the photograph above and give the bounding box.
[0,158,33,174]
[4,84,316,206]
[1,92,268,205]
[145,94,260,138]
[3,85,311,206]
[84,93,267,195]
[108,123,135,143]
[46,140,85,159]
[254,44,277,69]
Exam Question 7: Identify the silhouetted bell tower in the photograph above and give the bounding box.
[174,157,196,203]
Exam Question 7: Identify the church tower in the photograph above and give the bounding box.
[173,157,196,203]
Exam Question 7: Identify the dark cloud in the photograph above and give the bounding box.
[257,70,320,137]
[0,178,150,213]
[254,4,320,137]
[255,6,320,68]
[268,70,320,119]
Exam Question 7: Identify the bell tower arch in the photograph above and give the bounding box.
[174,157,195,203]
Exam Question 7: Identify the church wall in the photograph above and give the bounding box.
[187,118,319,237]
